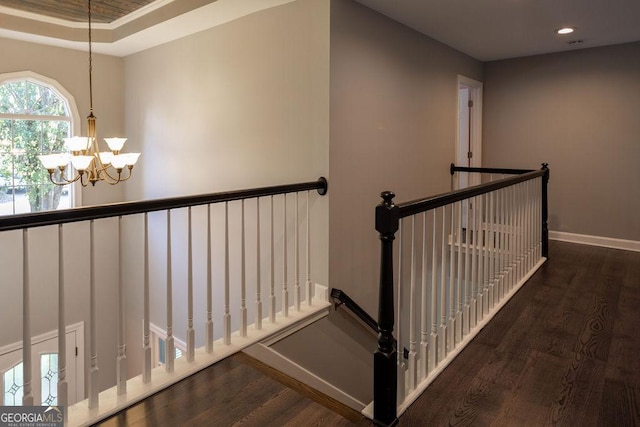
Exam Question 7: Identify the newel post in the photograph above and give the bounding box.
[374,191,400,426]
[541,163,550,258]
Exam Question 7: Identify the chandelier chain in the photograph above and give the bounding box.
[88,0,93,113]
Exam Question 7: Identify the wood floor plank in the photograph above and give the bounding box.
[598,380,640,427]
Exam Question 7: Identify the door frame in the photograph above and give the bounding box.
[456,75,483,169]
[0,322,85,405]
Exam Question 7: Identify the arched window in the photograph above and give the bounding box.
[0,71,81,215]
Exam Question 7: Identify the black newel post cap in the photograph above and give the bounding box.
[376,191,399,235]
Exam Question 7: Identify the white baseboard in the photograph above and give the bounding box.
[550,231,640,252]
[243,342,367,412]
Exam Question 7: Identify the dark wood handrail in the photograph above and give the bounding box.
[0,177,328,232]
[400,168,546,218]
[450,163,535,176]
[331,288,378,332]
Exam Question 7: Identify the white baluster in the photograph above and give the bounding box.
[496,189,507,301]
[509,185,516,289]
[206,205,214,353]
[447,204,456,353]
[438,206,447,363]
[224,203,231,344]
[166,211,175,373]
[240,200,247,337]
[57,225,68,418]
[143,214,151,382]
[117,216,127,394]
[269,196,276,323]
[89,220,99,408]
[532,179,537,258]
[396,220,405,404]
[463,200,470,338]
[514,184,520,280]
[187,207,195,361]
[306,191,312,306]
[408,216,418,391]
[518,182,523,271]
[294,192,300,311]
[22,229,33,406]
[468,197,476,332]
[420,212,429,379]
[488,191,495,312]
[428,209,438,372]
[531,179,537,265]
[481,193,489,319]
[527,180,533,269]
[256,198,263,330]
[283,194,289,318]
[455,201,463,344]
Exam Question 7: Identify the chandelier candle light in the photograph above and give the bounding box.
[38,0,140,186]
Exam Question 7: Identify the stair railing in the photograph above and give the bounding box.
[371,165,549,425]
[0,177,328,426]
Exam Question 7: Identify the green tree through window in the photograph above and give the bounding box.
[0,78,74,214]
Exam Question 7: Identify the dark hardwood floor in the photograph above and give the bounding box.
[399,240,640,426]
[96,241,639,426]
[95,352,369,427]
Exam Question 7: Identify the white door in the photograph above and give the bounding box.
[0,324,83,406]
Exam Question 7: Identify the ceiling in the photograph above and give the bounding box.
[354,0,640,61]
[0,0,156,23]
[1,0,639,60]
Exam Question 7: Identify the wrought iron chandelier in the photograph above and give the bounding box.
[38,0,140,186]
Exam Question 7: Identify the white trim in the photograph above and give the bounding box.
[550,231,640,252]
[455,75,483,169]
[243,343,366,412]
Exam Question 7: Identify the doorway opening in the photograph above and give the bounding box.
[456,75,483,188]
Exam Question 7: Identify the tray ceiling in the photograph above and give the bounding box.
[0,0,156,23]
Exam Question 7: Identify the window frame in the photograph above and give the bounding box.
[0,70,83,211]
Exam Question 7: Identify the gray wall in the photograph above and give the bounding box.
[483,42,640,241]
[121,0,330,379]
[329,0,482,315]
[274,0,483,405]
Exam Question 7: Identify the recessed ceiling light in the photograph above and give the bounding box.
[556,27,575,35]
